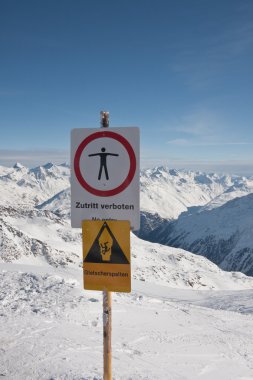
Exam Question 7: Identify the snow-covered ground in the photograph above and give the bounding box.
[1,261,253,380]
[1,234,253,379]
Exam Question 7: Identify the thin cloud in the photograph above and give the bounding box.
[0,149,69,168]
[164,108,225,147]
[172,19,253,88]
[164,109,219,137]
[164,108,252,148]
[141,157,253,176]
[167,139,189,145]
[167,140,253,146]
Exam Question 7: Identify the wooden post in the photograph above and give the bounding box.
[100,111,112,380]
[100,111,109,129]
[103,290,112,380]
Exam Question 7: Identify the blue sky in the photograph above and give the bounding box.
[1,0,253,174]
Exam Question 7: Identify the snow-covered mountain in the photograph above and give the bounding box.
[1,162,253,277]
[148,193,253,276]
[37,187,71,218]
[35,167,253,220]
[0,162,70,208]
[2,202,252,290]
[140,166,253,219]
[36,165,253,221]
[138,166,253,275]
[0,205,81,267]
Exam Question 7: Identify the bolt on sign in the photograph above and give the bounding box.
[71,127,140,231]
[82,220,131,292]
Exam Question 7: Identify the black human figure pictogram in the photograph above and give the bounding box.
[88,147,119,180]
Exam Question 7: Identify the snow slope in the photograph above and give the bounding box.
[152,193,253,276]
[1,202,253,290]
[37,187,71,218]
[1,263,253,380]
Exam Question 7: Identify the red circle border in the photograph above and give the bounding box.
[74,131,136,197]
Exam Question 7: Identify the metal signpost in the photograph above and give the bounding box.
[71,112,139,380]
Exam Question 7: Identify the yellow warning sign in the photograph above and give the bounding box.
[82,220,131,292]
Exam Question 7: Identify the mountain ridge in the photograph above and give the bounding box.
[1,162,253,276]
